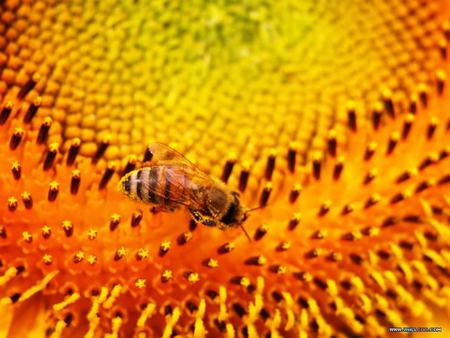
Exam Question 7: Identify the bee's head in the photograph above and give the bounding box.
[208,189,252,241]
[217,191,248,225]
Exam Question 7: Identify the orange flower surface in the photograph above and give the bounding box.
[0,0,449,337]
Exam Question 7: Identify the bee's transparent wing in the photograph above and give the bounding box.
[146,143,214,180]
[140,163,212,211]
[145,143,194,165]
[143,143,225,214]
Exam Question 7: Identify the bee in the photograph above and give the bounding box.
[118,143,252,240]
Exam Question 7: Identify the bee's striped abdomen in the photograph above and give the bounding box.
[148,166,160,204]
[124,165,188,208]
[135,169,142,200]
[164,169,172,206]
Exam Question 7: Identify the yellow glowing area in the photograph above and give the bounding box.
[0,0,449,337]
[0,0,448,166]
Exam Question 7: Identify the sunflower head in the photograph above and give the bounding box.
[0,0,449,337]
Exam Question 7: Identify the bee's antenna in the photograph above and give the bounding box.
[239,223,252,242]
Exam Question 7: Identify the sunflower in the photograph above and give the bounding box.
[0,0,449,337]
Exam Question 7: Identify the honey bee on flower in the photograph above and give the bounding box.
[118,143,252,240]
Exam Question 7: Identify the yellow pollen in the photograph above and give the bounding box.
[62,220,73,231]
[279,241,291,251]
[275,265,287,275]
[105,316,123,338]
[135,279,146,289]
[257,256,267,265]
[11,161,20,170]
[268,309,281,337]
[366,227,380,237]
[162,307,181,338]
[282,292,296,331]
[160,240,171,251]
[161,270,173,282]
[73,251,85,263]
[298,310,309,336]
[225,323,235,338]
[87,255,97,265]
[42,254,53,265]
[187,272,200,284]
[247,276,265,336]
[19,271,59,302]
[71,169,80,178]
[194,299,207,338]
[137,303,156,328]
[206,258,219,268]
[256,276,265,296]
[110,213,121,223]
[22,231,32,243]
[87,228,97,240]
[53,292,81,311]
[7,197,17,209]
[50,320,66,338]
[136,248,149,260]
[49,181,59,190]
[103,285,123,309]
[87,288,108,325]
[0,267,18,286]
[240,277,250,287]
[115,246,128,259]
[349,231,363,241]
[41,225,51,237]
[301,272,313,282]
[20,193,30,207]
[224,242,235,252]
[218,286,228,322]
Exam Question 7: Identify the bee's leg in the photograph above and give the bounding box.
[189,208,203,223]
[189,208,217,227]
[202,218,216,227]
[216,222,229,230]
[197,213,217,227]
